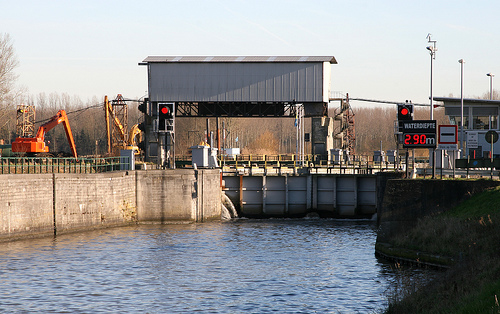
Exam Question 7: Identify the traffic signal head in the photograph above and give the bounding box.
[158,103,174,132]
[158,103,173,119]
[397,103,413,120]
[138,98,148,115]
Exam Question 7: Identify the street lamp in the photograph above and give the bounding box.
[459,59,465,156]
[426,34,437,120]
[427,34,437,178]
[487,73,495,100]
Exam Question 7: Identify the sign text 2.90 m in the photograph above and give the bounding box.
[403,133,436,148]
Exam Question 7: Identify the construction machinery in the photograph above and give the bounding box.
[104,95,142,155]
[12,109,78,158]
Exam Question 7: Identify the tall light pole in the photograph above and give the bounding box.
[427,34,437,178]
[487,73,495,100]
[459,59,465,156]
[426,34,437,120]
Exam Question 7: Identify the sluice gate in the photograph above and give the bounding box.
[223,173,379,218]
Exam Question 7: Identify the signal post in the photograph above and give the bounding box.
[138,99,176,169]
[396,102,414,177]
[158,103,175,169]
[396,101,437,177]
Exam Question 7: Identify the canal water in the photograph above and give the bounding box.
[0,219,432,313]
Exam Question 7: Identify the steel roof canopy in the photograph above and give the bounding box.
[434,97,500,105]
[141,56,337,64]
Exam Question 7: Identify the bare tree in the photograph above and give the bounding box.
[48,92,61,112]
[0,33,19,106]
[0,33,21,139]
[481,90,499,100]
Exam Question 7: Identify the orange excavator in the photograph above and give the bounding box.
[12,109,78,158]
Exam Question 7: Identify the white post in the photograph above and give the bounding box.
[459,59,465,157]
[427,34,437,178]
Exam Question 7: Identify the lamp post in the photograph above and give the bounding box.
[487,73,495,100]
[427,34,437,178]
[459,59,465,157]
[426,34,437,120]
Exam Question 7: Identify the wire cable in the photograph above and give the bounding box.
[34,103,103,125]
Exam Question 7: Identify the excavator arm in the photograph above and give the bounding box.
[12,109,78,158]
[128,123,142,146]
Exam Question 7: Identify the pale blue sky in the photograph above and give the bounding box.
[1,0,499,107]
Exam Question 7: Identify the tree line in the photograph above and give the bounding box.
[0,32,496,158]
[1,101,448,158]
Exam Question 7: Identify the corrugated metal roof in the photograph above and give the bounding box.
[142,56,337,64]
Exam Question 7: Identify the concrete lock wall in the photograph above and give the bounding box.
[0,174,55,240]
[0,169,221,241]
[54,172,137,233]
[136,169,221,223]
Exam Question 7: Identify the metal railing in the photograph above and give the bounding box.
[176,153,409,172]
[0,156,129,175]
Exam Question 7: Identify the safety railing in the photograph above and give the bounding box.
[176,153,411,173]
[0,156,129,175]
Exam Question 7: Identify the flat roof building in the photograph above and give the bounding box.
[140,56,337,117]
[436,96,500,157]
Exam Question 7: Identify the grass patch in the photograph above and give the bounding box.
[391,186,500,257]
[385,186,500,313]
[444,186,500,219]
[386,258,500,313]
[453,277,500,314]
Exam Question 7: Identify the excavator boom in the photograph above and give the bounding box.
[12,109,78,158]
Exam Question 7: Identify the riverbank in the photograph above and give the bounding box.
[380,184,500,313]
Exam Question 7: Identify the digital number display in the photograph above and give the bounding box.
[403,133,436,148]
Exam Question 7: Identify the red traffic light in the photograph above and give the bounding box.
[397,103,413,120]
[158,103,174,132]
[158,103,173,118]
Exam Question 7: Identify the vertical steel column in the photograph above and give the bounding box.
[239,174,243,213]
[312,175,318,210]
[262,175,267,215]
[285,174,289,215]
[306,174,312,210]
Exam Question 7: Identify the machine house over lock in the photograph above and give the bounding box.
[138,56,355,168]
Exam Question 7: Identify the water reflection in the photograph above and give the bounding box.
[0,219,433,313]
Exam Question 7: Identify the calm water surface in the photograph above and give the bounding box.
[0,219,425,313]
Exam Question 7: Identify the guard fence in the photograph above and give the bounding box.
[0,156,129,175]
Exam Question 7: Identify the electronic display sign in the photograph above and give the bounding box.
[401,120,437,148]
